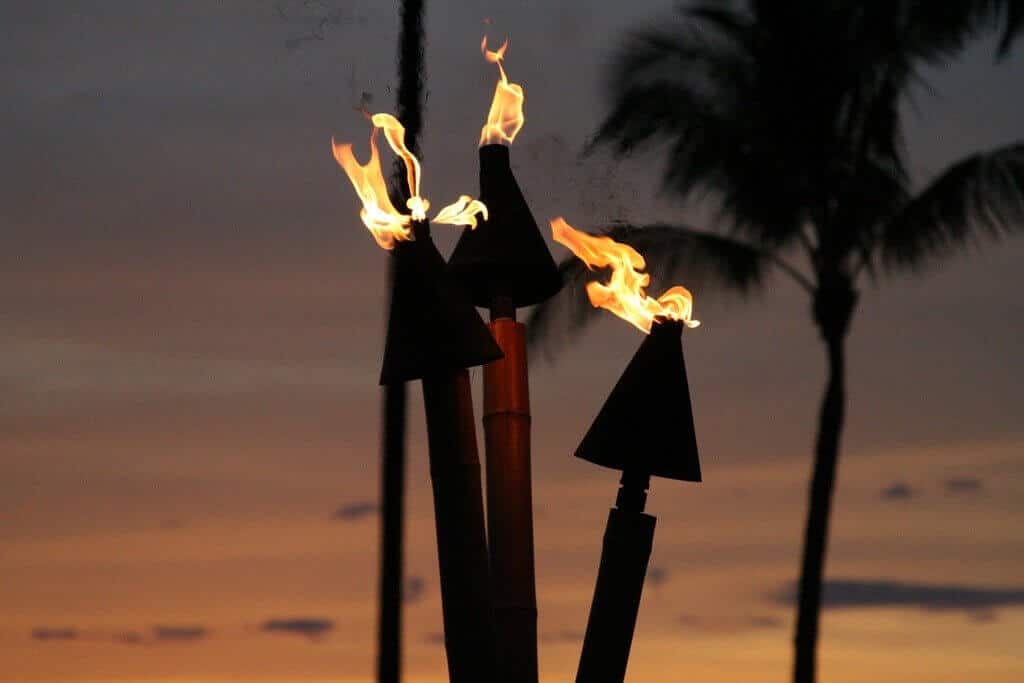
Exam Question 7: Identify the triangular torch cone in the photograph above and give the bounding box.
[380,222,503,385]
[447,144,562,683]
[575,320,701,482]
[380,221,501,682]
[576,321,702,683]
[448,144,562,308]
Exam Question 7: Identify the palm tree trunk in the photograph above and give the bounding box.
[793,278,856,683]
[377,2,424,682]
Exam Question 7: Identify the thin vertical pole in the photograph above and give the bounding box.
[377,2,425,682]
[377,381,406,683]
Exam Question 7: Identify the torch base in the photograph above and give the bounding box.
[576,506,656,683]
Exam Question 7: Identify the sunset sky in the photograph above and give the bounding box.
[3,1,1023,682]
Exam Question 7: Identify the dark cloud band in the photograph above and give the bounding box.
[774,578,1024,613]
[261,618,334,639]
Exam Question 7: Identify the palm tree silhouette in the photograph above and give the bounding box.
[529,2,1024,681]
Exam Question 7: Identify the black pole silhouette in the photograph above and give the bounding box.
[377,380,405,683]
[377,1,424,681]
[575,320,702,683]
[448,143,561,683]
[380,220,501,683]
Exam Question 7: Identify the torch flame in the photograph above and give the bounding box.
[433,195,490,229]
[479,36,525,146]
[331,128,411,250]
[371,113,429,220]
[332,113,488,248]
[551,217,700,334]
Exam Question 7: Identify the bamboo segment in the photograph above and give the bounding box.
[421,369,498,683]
[483,317,539,683]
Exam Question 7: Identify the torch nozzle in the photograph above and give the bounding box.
[489,295,516,322]
[614,470,651,513]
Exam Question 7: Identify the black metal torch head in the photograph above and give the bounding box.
[575,320,701,482]
[379,221,504,385]
[447,144,562,309]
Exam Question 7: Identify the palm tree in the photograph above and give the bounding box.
[529,2,1024,681]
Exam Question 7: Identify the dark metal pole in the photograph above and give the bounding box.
[377,2,424,681]
[422,369,499,683]
[484,299,539,683]
[377,383,405,683]
[576,470,655,683]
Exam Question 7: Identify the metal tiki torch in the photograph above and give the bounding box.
[333,114,500,682]
[380,220,503,683]
[447,37,561,683]
[549,218,702,683]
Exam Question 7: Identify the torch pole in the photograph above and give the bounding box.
[421,368,498,683]
[576,470,656,683]
[483,295,539,683]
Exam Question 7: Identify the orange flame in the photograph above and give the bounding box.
[333,113,488,248]
[371,113,429,220]
[433,195,489,228]
[331,127,411,250]
[551,217,700,334]
[479,36,525,146]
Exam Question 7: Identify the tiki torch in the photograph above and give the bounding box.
[447,38,561,683]
[549,218,703,683]
[333,114,501,682]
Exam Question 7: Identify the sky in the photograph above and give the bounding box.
[2,1,1023,682]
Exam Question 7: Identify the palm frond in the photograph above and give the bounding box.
[904,0,1024,61]
[881,143,1024,271]
[999,0,1024,55]
[526,223,788,356]
[685,1,754,45]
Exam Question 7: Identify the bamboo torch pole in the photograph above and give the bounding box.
[449,142,562,683]
[421,368,497,682]
[380,221,503,682]
[483,297,538,683]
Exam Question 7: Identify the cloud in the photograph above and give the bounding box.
[880,481,914,500]
[774,579,1024,615]
[261,618,334,639]
[31,628,78,641]
[648,566,669,586]
[332,501,378,521]
[422,631,445,646]
[117,631,144,645]
[152,626,208,642]
[540,630,585,644]
[403,576,426,604]
[945,477,983,494]
[32,625,210,645]
[677,614,783,635]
